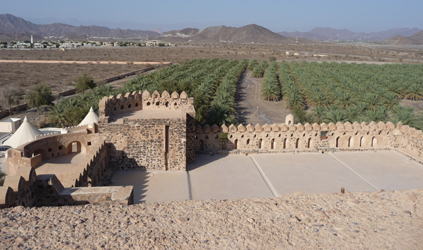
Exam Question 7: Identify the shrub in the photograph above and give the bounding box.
[76,74,96,94]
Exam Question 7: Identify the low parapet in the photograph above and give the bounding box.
[99,90,195,123]
[0,166,37,208]
[194,120,422,158]
[195,121,397,134]
[6,129,101,177]
[0,169,133,208]
[1,131,133,208]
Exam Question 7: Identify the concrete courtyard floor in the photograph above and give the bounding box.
[111,151,423,204]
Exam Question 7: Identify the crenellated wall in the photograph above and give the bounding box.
[99,90,195,123]
[1,130,132,208]
[4,85,423,210]
[98,90,196,171]
[7,128,100,176]
[394,123,423,159]
[193,120,417,156]
[0,172,133,208]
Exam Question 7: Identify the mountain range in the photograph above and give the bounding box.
[161,25,303,44]
[278,27,421,42]
[1,14,422,45]
[384,30,423,45]
[0,14,160,40]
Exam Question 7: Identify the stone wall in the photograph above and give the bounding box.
[0,103,28,119]
[194,121,412,156]
[98,90,196,171]
[35,174,133,207]
[0,167,37,208]
[1,173,133,208]
[394,123,423,159]
[98,90,195,122]
[100,117,189,171]
[1,129,132,208]
[7,126,99,176]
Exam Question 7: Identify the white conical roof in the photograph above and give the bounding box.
[3,116,42,148]
[78,107,99,126]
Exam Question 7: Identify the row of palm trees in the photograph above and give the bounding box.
[251,60,268,77]
[193,60,240,123]
[208,59,248,126]
[279,61,306,111]
[261,61,281,101]
[276,61,423,129]
[49,58,423,130]
[49,59,248,127]
[247,59,258,71]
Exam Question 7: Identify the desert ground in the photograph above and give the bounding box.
[0,62,147,97]
[1,189,422,249]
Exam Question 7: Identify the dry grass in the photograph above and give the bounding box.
[0,63,146,97]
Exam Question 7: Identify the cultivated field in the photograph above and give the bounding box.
[13,57,419,129]
[1,43,422,128]
[0,43,421,102]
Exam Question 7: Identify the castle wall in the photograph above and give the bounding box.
[98,90,196,171]
[194,121,407,155]
[6,130,100,176]
[1,131,129,208]
[99,90,195,122]
[100,117,188,171]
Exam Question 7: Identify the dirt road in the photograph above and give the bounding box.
[0,60,171,65]
[235,71,291,125]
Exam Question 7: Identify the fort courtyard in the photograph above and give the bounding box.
[112,151,423,203]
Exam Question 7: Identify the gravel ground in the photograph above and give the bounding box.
[1,189,423,249]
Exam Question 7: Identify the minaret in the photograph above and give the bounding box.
[31,35,33,44]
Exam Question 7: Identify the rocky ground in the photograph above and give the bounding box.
[1,189,423,249]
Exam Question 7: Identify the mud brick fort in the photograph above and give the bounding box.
[1,90,423,208]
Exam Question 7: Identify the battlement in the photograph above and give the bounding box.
[195,121,397,134]
[194,120,423,160]
[1,129,133,208]
[99,90,195,123]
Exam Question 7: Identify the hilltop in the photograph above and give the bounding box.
[384,30,423,45]
[278,27,421,41]
[0,14,160,39]
[161,24,304,44]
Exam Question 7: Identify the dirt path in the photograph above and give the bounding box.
[235,71,291,125]
[0,60,171,65]
[400,99,423,113]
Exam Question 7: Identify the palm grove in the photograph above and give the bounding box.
[11,59,423,130]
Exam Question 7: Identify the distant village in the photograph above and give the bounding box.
[0,38,175,50]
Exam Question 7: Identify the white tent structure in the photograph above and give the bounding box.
[3,116,42,148]
[78,107,99,126]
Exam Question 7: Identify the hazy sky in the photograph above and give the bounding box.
[3,0,422,32]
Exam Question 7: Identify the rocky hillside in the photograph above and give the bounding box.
[0,14,160,39]
[162,24,302,44]
[384,30,423,45]
[278,27,422,41]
